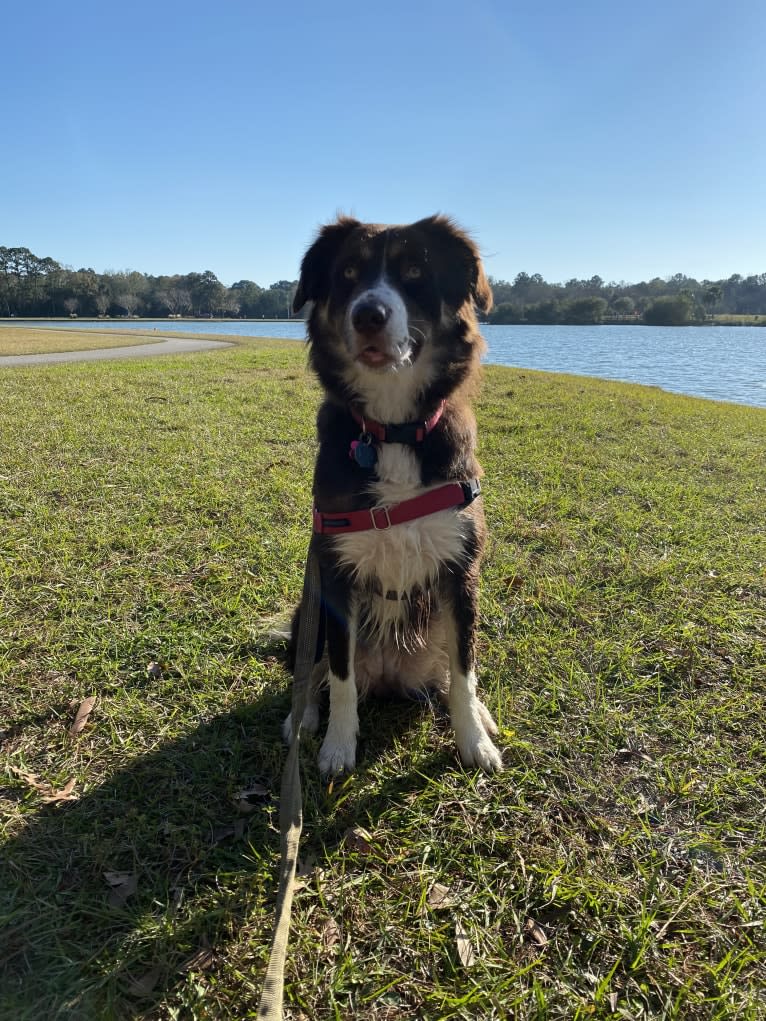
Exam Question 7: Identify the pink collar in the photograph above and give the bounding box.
[349,400,445,444]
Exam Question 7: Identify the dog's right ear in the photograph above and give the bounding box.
[293,216,361,313]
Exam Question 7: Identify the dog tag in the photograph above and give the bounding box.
[349,434,377,469]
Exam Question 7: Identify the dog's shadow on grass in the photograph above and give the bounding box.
[1,684,450,1018]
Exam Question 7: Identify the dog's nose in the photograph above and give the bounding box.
[352,300,390,335]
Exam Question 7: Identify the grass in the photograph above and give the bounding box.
[0,326,164,356]
[710,314,765,327]
[1,336,764,1020]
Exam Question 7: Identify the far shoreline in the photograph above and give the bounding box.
[2,314,765,328]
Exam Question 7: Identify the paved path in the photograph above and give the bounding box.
[0,337,233,367]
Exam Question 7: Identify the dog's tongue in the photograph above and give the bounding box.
[358,347,389,367]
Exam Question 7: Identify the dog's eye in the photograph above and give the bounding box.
[343,265,358,280]
[403,264,422,280]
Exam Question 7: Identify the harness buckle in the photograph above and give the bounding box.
[460,479,482,505]
[370,504,393,529]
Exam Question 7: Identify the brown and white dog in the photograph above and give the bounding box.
[285,215,503,774]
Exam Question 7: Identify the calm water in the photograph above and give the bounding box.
[17,319,766,408]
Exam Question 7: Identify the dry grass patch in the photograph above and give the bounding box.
[0,326,164,356]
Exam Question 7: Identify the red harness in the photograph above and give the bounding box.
[313,479,481,535]
[313,401,481,534]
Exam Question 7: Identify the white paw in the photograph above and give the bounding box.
[282,703,320,744]
[476,699,499,738]
[454,723,503,773]
[318,728,357,775]
[456,730,503,772]
[451,686,503,772]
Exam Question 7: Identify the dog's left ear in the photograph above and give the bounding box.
[293,216,361,312]
[414,215,493,315]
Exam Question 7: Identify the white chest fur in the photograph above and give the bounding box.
[333,445,468,600]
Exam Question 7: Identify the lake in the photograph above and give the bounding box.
[18,320,766,408]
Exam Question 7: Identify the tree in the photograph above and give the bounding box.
[187,270,224,315]
[562,297,608,324]
[221,290,241,317]
[525,299,561,324]
[612,296,635,315]
[231,279,264,317]
[643,294,698,326]
[117,292,140,316]
[173,288,193,315]
[488,302,523,324]
[253,280,296,318]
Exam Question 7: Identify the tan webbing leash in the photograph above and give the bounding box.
[257,547,322,1021]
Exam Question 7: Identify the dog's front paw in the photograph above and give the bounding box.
[451,693,504,772]
[461,735,504,771]
[282,703,320,744]
[476,699,499,738]
[454,722,503,773]
[318,727,357,775]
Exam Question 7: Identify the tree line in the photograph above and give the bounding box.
[2,245,765,325]
[0,248,296,321]
[487,272,765,325]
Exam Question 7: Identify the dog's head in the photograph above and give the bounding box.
[294,215,491,403]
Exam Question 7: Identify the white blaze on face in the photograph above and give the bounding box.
[345,275,412,364]
[340,269,436,422]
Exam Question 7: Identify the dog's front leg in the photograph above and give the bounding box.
[442,567,503,773]
[318,573,359,775]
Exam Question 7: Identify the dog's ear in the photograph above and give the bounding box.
[293,216,361,312]
[414,215,493,315]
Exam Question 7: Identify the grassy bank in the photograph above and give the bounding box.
[1,339,764,1020]
[711,314,765,327]
[0,326,168,357]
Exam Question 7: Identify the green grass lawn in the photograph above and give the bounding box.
[710,314,765,327]
[0,326,165,356]
[1,339,764,1020]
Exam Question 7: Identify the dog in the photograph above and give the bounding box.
[285,215,503,775]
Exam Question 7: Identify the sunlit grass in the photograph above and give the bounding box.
[1,340,764,1019]
[711,313,765,326]
[0,326,165,356]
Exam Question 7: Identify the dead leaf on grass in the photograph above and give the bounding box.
[10,767,79,803]
[69,695,97,736]
[607,992,619,1013]
[42,777,78,803]
[455,921,476,968]
[321,917,340,952]
[179,948,215,973]
[427,881,456,911]
[343,825,374,855]
[524,917,548,947]
[146,661,163,679]
[236,784,269,813]
[104,871,138,907]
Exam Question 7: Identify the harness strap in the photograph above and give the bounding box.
[313,479,481,535]
[257,548,322,1021]
[350,400,445,444]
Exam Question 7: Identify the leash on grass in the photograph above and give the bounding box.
[257,547,322,1021]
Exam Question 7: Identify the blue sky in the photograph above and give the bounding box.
[3,0,764,287]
